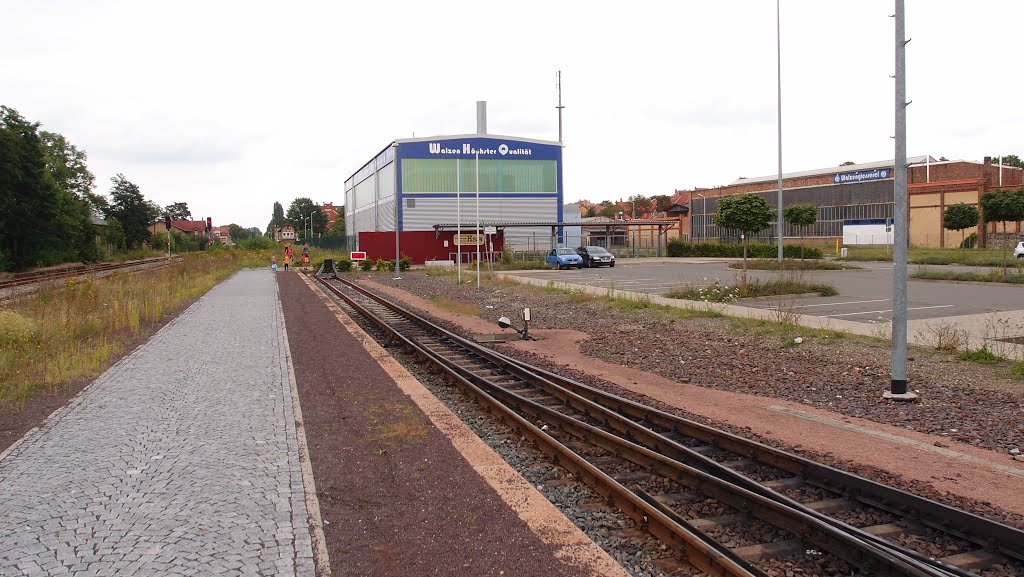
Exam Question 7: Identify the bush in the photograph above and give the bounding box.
[335,258,353,272]
[360,259,374,272]
[0,310,37,345]
[238,236,277,250]
[960,233,978,249]
[399,256,411,271]
[666,240,822,259]
[375,258,395,272]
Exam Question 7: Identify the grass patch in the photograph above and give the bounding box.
[729,259,862,271]
[957,346,1001,364]
[366,402,429,451]
[493,260,550,271]
[0,249,272,406]
[427,295,484,316]
[1011,362,1024,381]
[911,268,1024,284]
[665,279,837,302]
[841,246,1024,266]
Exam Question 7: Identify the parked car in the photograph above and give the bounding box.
[575,245,616,268]
[546,247,583,269]
[1015,241,1024,259]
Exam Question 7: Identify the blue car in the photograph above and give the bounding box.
[546,247,583,269]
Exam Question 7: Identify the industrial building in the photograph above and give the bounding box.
[343,104,564,262]
[687,156,1023,248]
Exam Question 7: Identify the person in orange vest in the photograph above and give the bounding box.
[283,245,294,271]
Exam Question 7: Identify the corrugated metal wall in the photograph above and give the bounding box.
[402,197,558,250]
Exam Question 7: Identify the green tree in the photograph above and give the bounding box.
[286,197,328,238]
[39,130,101,264]
[713,193,774,287]
[105,174,157,249]
[598,204,618,219]
[783,204,817,259]
[326,215,346,238]
[980,189,1024,272]
[163,202,192,220]
[653,194,673,213]
[102,217,127,252]
[0,106,58,270]
[267,202,285,236]
[585,206,597,218]
[990,155,1023,169]
[941,203,980,249]
[40,131,95,199]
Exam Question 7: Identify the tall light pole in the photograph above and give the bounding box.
[309,210,316,238]
[695,193,707,241]
[456,158,462,285]
[393,143,401,280]
[776,0,784,262]
[887,0,914,401]
[475,151,481,289]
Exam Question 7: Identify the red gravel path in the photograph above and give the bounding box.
[277,272,602,577]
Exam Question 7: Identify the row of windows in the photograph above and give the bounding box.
[693,202,895,239]
[345,147,396,192]
[401,159,556,193]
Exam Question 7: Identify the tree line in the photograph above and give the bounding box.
[265,198,345,239]
[0,106,254,272]
[1,106,113,271]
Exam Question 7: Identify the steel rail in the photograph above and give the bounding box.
[0,257,177,291]
[328,275,1024,574]
[316,278,980,576]
[316,277,763,577]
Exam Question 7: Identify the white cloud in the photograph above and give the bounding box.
[3,0,1022,229]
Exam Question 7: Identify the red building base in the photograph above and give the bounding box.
[358,231,505,265]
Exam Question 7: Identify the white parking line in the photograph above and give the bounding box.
[824,304,955,318]
[775,298,890,310]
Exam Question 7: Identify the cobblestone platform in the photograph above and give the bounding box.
[0,270,315,576]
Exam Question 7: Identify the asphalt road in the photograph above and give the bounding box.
[508,260,1023,323]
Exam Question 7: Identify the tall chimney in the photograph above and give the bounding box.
[476,101,487,134]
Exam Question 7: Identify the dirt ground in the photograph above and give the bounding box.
[360,277,1024,519]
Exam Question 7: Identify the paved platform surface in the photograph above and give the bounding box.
[0,270,314,576]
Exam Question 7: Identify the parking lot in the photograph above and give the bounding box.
[508,259,1023,323]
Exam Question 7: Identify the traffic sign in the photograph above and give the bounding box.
[350,251,367,261]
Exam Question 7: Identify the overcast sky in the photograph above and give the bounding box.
[4,1,1021,230]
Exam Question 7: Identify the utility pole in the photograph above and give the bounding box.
[776,0,784,262]
[476,151,481,289]
[556,71,565,145]
[886,0,915,401]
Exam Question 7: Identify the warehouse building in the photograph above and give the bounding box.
[687,156,1023,248]
[344,106,563,259]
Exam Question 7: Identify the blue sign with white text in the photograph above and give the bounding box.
[833,169,891,184]
[398,137,561,161]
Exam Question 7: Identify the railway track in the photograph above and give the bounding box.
[0,257,176,295]
[316,275,1024,577]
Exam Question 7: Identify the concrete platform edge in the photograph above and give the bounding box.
[297,274,631,577]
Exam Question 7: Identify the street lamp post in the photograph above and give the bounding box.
[309,210,317,239]
[696,193,707,241]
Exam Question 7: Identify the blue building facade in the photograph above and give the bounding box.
[344,134,563,251]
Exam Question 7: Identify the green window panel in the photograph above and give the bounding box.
[401,159,458,192]
[402,158,556,193]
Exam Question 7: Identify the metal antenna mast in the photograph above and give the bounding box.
[556,71,565,144]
